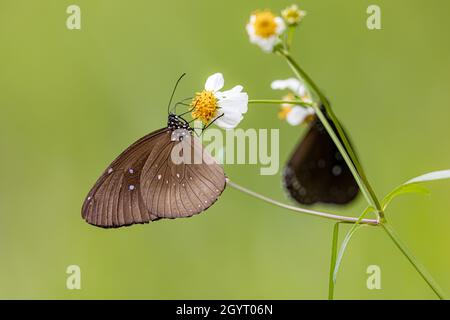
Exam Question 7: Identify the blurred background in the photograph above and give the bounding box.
[0,0,449,299]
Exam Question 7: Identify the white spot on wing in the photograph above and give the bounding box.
[332,165,342,176]
[129,185,135,190]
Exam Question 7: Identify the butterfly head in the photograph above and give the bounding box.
[168,113,193,142]
[167,113,192,131]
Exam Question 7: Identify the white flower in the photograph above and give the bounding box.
[191,73,248,130]
[286,106,315,126]
[272,78,315,126]
[282,4,307,26]
[246,10,286,53]
[271,78,307,96]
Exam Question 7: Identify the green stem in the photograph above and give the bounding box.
[332,206,374,285]
[328,223,340,300]
[276,49,383,217]
[248,99,312,107]
[285,26,296,50]
[382,222,447,300]
[226,179,379,225]
[266,45,446,301]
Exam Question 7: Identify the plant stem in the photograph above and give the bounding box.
[276,49,383,218]
[381,222,446,300]
[285,26,296,51]
[266,47,446,300]
[248,99,312,107]
[332,206,374,285]
[226,179,379,225]
[328,223,341,300]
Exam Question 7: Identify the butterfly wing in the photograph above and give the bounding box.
[283,114,359,205]
[82,129,226,228]
[82,128,168,228]
[140,131,226,219]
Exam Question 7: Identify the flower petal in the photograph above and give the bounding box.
[271,78,306,96]
[271,78,299,90]
[246,23,255,38]
[259,36,278,52]
[217,92,248,114]
[225,85,243,94]
[286,106,309,126]
[205,73,224,92]
[215,85,243,99]
[215,110,244,129]
[275,17,286,34]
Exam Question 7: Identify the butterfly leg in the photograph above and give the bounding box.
[201,114,224,132]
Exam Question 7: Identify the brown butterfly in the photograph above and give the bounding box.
[283,106,359,205]
[82,77,226,228]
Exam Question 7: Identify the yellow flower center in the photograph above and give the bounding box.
[191,90,218,124]
[282,5,306,25]
[253,10,277,38]
[278,106,292,120]
[279,93,295,119]
[285,10,300,22]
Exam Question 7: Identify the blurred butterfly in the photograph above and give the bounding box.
[283,105,359,205]
[81,75,226,228]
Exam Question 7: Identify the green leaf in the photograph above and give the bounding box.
[328,223,340,300]
[405,169,450,184]
[333,225,366,284]
[332,206,374,284]
[382,184,429,211]
[382,169,450,211]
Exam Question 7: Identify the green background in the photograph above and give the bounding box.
[1,0,449,299]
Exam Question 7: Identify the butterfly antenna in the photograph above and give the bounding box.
[167,73,187,114]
